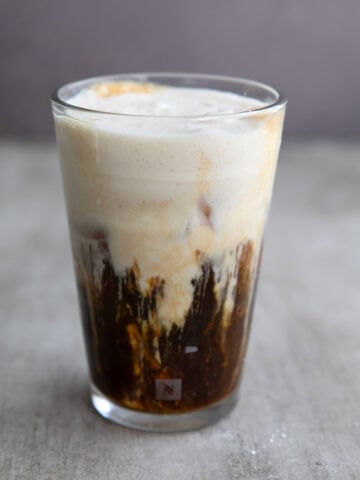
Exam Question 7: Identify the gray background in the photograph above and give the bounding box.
[1,0,360,138]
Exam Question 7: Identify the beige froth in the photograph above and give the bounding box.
[54,83,284,327]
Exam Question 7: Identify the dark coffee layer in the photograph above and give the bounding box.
[75,236,257,414]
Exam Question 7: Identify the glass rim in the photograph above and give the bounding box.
[51,72,287,120]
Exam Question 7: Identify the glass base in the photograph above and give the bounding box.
[90,383,238,432]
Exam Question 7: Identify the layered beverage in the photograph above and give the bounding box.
[51,74,286,430]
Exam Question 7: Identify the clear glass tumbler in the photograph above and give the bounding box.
[51,73,286,431]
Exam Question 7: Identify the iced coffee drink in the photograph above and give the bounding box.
[51,74,286,431]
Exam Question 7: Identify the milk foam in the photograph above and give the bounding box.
[54,82,284,327]
[69,82,264,117]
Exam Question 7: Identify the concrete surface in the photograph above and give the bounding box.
[0,140,359,479]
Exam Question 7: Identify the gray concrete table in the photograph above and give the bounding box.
[1,140,359,479]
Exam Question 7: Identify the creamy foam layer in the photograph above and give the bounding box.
[55,81,284,327]
[69,82,264,116]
